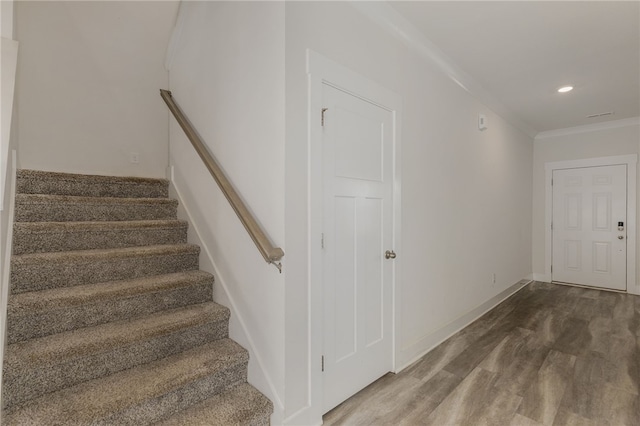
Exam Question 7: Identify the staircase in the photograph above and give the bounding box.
[2,169,273,425]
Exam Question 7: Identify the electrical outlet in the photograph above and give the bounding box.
[130,152,140,164]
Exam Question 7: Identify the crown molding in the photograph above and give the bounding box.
[535,117,640,141]
[350,1,538,138]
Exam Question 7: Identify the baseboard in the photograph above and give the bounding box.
[532,273,550,282]
[535,272,640,295]
[396,278,531,372]
[168,170,284,423]
[283,405,323,426]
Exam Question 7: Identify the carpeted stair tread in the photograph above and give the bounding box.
[15,193,178,222]
[13,220,188,254]
[6,301,228,369]
[3,302,230,408]
[9,270,213,312]
[157,382,273,426]
[17,169,169,198]
[7,271,215,343]
[11,244,200,293]
[3,338,249,425]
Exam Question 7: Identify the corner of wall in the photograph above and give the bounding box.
[163,0,187,71]
[1,36,19,209]
[1,0,15,39]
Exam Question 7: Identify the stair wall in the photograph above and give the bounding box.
[166,1,287,420]
[170,167,285,422]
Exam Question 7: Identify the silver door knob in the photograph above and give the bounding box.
[385,250,396,259]
[618,235,625,240]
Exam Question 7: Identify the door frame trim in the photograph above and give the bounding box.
[307,49,403,415]
[544,155,638,294]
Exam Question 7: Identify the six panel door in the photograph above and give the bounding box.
[552,165,627,291]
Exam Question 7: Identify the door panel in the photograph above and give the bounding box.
[593,193,611,231]
[333,195,356,361]
[564,240,581,270]
[593,242,610,273]
[362,197,384,347]
[334,106,384,182]
[552,165,627,290]
[322,83,394,413]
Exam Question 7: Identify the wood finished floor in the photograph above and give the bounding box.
[323,282,639,426]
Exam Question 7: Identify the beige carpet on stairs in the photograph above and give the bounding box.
[1,169,272,425]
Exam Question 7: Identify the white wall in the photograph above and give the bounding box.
[531,120,640,280]
[15,1,178,178]
[165,2,285,423]
[284,2,533,423]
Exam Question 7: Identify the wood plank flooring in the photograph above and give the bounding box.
[323,282,639,425]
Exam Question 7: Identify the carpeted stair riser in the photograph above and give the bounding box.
[4,339,249,425]
[15,194,178,222]
[3,303,230,409]
[156,382,272,426]
[12,220,188,254]
[7,271,214,343]
[10,244,200,294]
[16,169,169,199]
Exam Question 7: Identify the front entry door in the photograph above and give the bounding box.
[321,83,394,413]
[552,165,627,290]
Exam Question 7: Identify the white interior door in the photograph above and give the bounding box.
[322,83,394,413]
[552,165,627,290]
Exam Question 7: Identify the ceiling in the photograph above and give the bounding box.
[389,1,640,134]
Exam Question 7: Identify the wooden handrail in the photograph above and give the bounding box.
[160,89,284,272]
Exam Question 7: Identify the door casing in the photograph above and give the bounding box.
[307,50,402,417]
[544,155,637,294]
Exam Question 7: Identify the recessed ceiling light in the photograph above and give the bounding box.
[558,86,574,93]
